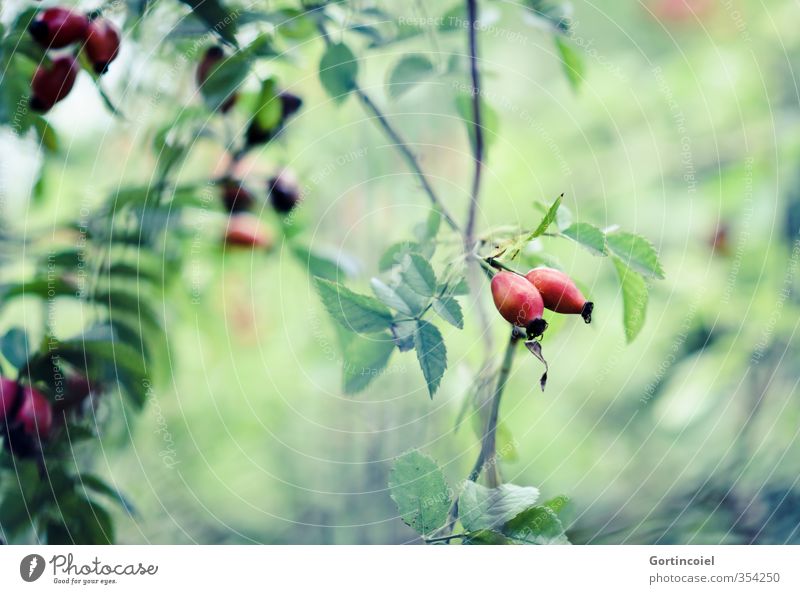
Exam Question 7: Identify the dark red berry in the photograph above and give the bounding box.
[30,56,79,113]
[221,181,254,213]
[16,386,53,439]
[0,378,19,423]
[491,271,545,331]
[279,91,303,119]
[197,46,236,112]
[525,267,593,323]
[29,7,88,49]
[224,215,273,249]
[84,19,120,74]
[267,170,301,214]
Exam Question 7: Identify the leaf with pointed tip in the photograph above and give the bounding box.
[414,321,447,398]
[503,505,570,544]
[342,333,395,394]
[401,254,437,297]
[432,296,463,329]
[606,231,665,279]
[612,256,648,343]
[554,37,583,92]
[315,278,393,334]
[562,222,607,256]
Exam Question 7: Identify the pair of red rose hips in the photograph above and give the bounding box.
[28,8,120,113]
[491,267,593,335]
[222,171,302,249]
[0,378,53,441]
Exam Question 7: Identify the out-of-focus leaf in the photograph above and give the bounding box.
[387,54,434,100]
[342,332,395,394]
[180,0,238,46]
[1,327,30,369]
[388,450,451,536]
[554,36,583,91]
[319,42,358,103]
[432,296,463,329]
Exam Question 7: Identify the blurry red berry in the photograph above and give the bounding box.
[30,56,79,113]
[29,7,88,49]
[224,215,273,249]
[16,386,53,439]
[84,19,120,74]
[221,181,254,213]
[525,267,593,323]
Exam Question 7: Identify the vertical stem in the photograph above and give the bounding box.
[468,328,521,485]
[463,0,484,250]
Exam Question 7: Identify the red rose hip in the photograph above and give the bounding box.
[16,386,53,439]
[525,267,593,323]
[491,271,546,334]
[29,7,89,49]
[30,56,79,112]
[84,19,121,74]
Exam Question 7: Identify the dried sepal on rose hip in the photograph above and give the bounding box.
[29,56,79,113]
[491,271,548,337]
[84,18,121,74]
[29,7,89,49]
[525,267,594,324]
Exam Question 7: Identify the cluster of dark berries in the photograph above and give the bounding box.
[28,7,120,113]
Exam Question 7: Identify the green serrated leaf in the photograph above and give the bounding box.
[561,222,607,256]
[503,505,570,545]
[554,37,583,91]
[459,482,540,532]
[388,450,451,536]
[391,320,417,352]
[1,327,30,369]
[401,254,437,297]
[606,231,665,279]
[342,333,395,394]
[319,42,358,103]
[612,256,648,343]
[414,320,447,398]
[388,54,434,100]
[315,278,393,334]
[370,278,416,316]
[432,296,463,329]
[379,241,429,271]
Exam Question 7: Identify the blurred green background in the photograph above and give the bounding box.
[2,0,800,544]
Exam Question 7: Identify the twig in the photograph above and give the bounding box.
[425,532,467,544]
[354,87,460,232]
[468,328,521,487]
[317,21,459,232]
[463,0,484,250]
